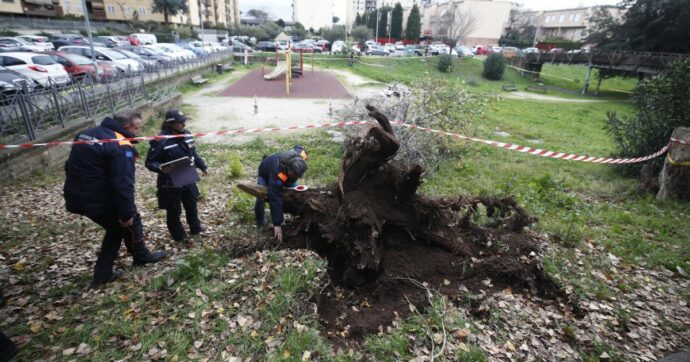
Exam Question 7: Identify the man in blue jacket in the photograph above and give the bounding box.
[145,109,208,243]
[255,145,308,242]
[63,110,166,288]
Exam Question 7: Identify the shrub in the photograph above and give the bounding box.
[0,30,19,36]
[605,60,690,176]
[226,152,243,179]
[437,54,453,73]
[482,53,506,80]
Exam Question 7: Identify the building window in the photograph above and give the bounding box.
[107,5,115,14]
[2,0,16,3]
[138,7,146,15]
[63,0,70,11]
[126,7,132,14]
[559,14,565,23]
[575,13,581,21]
[568,13,574,21]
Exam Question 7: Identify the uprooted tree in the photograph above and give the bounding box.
[238,105,559,297]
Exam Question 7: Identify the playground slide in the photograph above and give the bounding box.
[264,61,287,80]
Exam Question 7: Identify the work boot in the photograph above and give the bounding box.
[131,240,167,266]
[88,269,124,289]
[0,332,18,362]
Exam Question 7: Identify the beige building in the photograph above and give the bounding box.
[293,0,334,30]
[0,0,239,27]
[517,6,624,43]
[421,0,512,46]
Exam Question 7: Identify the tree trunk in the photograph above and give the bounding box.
[238,105,542,288]
[657,127,690,201]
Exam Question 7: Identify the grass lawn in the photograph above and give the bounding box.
[1,53,688,361]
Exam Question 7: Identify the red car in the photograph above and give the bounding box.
[40,51,117,81]
[473,46,492,55]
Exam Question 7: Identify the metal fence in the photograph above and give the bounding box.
[0,50,234,144]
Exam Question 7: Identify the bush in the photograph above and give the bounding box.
[605,59,690,176]
[0,30,19,36]
[437,54,453,73]
[482,53,506,80]
[465,75,480,87]
[226,152,243,179]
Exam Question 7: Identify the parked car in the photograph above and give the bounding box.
[454,45,473,57]
[95,36,127,48]
[119,45,171,63]
[522,47,540,54]
[383,43,396,53]
[316,40,330,52]
[293,42,322,53]
[151,43,194,60]
[501,46,520,57]
[473,46,492,55]
[231,41,255,54]
[58,46,143,73]
[331,40,345,53]
[185,41,212,56]
[111,48,157,69]
[40,51,116,81]
[0,52,70,87]
[130,33,157,45]
[51,35,91,49]
[15,36,54,50]
[430,43,450,55]
[0,37,51,52]
[549,47,564,54]
[256,41,277,52]
[395,43,405,51]
[365,44,389,56]
[0,66,35,99]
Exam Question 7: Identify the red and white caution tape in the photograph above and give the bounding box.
[0,120,678,165]
[392,122,670,164]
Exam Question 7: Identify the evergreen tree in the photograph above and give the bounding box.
[378,9,389,39]
[405,4,421,41]
[391,3,403,40]
[355,13,362,27]
[367,10,377,30]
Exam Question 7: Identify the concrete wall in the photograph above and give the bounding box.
[0,93,182,184]
[0,0,24,15]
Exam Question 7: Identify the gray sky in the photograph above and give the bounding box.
[239,1,622,21]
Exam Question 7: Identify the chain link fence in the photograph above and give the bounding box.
[0,50,233,144]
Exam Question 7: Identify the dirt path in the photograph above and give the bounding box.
[503,91,608,102]
[184,68,384,144]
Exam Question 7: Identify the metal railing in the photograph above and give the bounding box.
[0,50,234,144]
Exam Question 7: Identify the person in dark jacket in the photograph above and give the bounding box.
[0,289,18,361]
[63,110,166,289]
[254,145,308,242]
[145,109,208,243]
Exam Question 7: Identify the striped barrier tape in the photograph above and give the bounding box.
[0,120,681,165]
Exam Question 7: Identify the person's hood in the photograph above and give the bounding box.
[101,116,135,139]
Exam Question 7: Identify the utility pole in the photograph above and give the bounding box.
[375,7,379,42]
[200,1,205,42]
[81,0,99,82]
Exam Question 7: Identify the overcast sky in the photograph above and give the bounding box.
[239,0,622,21]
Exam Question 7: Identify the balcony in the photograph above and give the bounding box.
[21,0,64,17]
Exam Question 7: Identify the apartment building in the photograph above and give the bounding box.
[421,0,511,46]
[0,0,240,27]
[292,0,334,30]
[517,6,624,43]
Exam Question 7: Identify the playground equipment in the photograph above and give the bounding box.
[262,47,304,95]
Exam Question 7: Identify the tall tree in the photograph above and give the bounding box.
[351,25,373,42]
[377,8,390,39]
[275,18,286,28]
[437,2,477,46]
[332,16,340,24]
[367,10,377,30]
[291,22,307,39]
[355,13,362,27]
[586,0,690,53]
[391,3,403,40]
[151,0,188,25]
[405,4,421,41]
[247,9,269,24]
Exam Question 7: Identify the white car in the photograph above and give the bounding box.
[151,43,193,60]
[58,46,142,73]
[523,47,540,54]
[331,40,345,53]
[15,36,55,51]
[384,43,396,53]
[0,52,69,87]
[162,43,197,59]
[130,33,157,45]
[0,37,53,52]
[430,43,450,55]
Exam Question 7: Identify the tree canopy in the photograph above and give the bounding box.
[151,0,188,25]
[391,3,403,40]
[586,0,690,53]
[405,5,421,41]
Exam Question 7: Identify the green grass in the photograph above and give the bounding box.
[310,55,637,99]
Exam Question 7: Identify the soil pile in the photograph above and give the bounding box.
[238,105,564,342]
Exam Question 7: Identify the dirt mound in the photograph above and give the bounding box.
[237,105,565,344]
